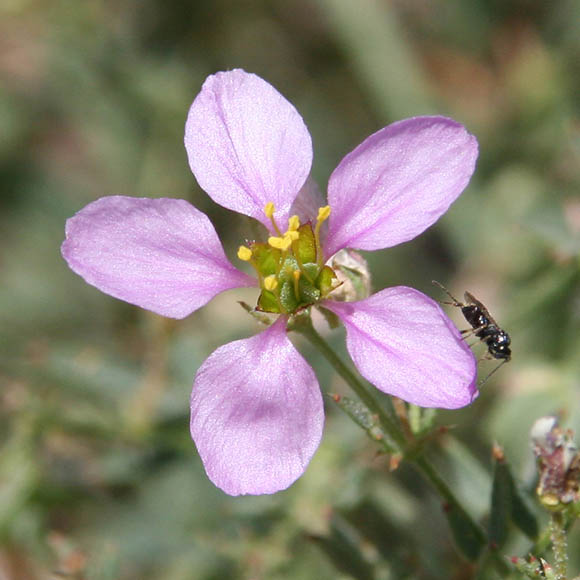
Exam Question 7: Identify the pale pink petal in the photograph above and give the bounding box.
[185,69,313,230]
[324,287,478,409]
[190,317,324,495]
[325,116,478,257]
[62,196,255,319]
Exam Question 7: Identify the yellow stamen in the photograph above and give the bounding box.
[288,215,300,231]
[237,245,252,261]
[264,201,282,236]
[317,205,331,223]
[264,202,275,219]
[268,236,284,249]
[314,205,331,267]
[268,235,293,252]
[264,275,278,291]
[280,236,293,251]
[292,270,301,298]
[285,231,299,242]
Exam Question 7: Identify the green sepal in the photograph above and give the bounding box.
[489,459,513,548]
[295,223,316,263]
[298,279,321,305]
[316,266,336,296]
[302,262,320,281]
[251,242,280,277]
[257,290,280,313]
[279,279,300,313]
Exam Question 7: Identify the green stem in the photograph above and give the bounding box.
[414,455,481,529]
[529,513,576,562]
[551,512,568,579]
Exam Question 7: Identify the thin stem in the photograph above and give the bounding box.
[413,456,480,527]
[528,514,576,561]
[551,512,568,580]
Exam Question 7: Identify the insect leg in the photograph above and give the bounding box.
[477,359,508,387]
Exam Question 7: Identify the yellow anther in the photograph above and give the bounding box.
[286,231,299,242]
[269,235,293,251]
[317,205,331,223]
[264,275,278,291]
[268,236,285,250]
[314,205,331,267]
[293,270,301,282]
[265,201,282,235]
[264,202,275,219]
[237,245,253,261]
[288,215,300,231]
[280,236,293,251]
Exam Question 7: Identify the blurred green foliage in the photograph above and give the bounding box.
[1,0,579,578]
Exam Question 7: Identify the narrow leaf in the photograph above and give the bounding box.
[331,394,395,452]
[308,514,375,580]
[444,503,486,561]
[488,459,513,548]
[510,481,539,540]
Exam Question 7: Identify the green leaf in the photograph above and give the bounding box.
[444,504,486,561]
[331,395,395,452]
[488,459,513,548]
[510,481,539,540]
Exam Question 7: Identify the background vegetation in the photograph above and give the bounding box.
[1,0,579,578]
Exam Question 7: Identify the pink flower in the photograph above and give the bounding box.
[62,69,479,496]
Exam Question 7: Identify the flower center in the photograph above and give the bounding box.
[237,203,336,314]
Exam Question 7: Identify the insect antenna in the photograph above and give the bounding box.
[431,280,462,307]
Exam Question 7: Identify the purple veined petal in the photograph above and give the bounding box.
[324,116,478,257]
[190,316,324,496]
[62,196,255,319]
[324,287,478,409]
[185,69,313,231]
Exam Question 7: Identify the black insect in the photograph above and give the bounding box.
[432,280,511,383]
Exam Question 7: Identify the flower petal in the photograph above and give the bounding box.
[62,196,255,319]
[190,316,324,496]
[325,116,478,257]
[185,69,313,230]
[324,287,478,409]
[289,176,325,225]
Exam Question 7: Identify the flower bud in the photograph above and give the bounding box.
[531,416,580,509]
[327,249,371,302]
